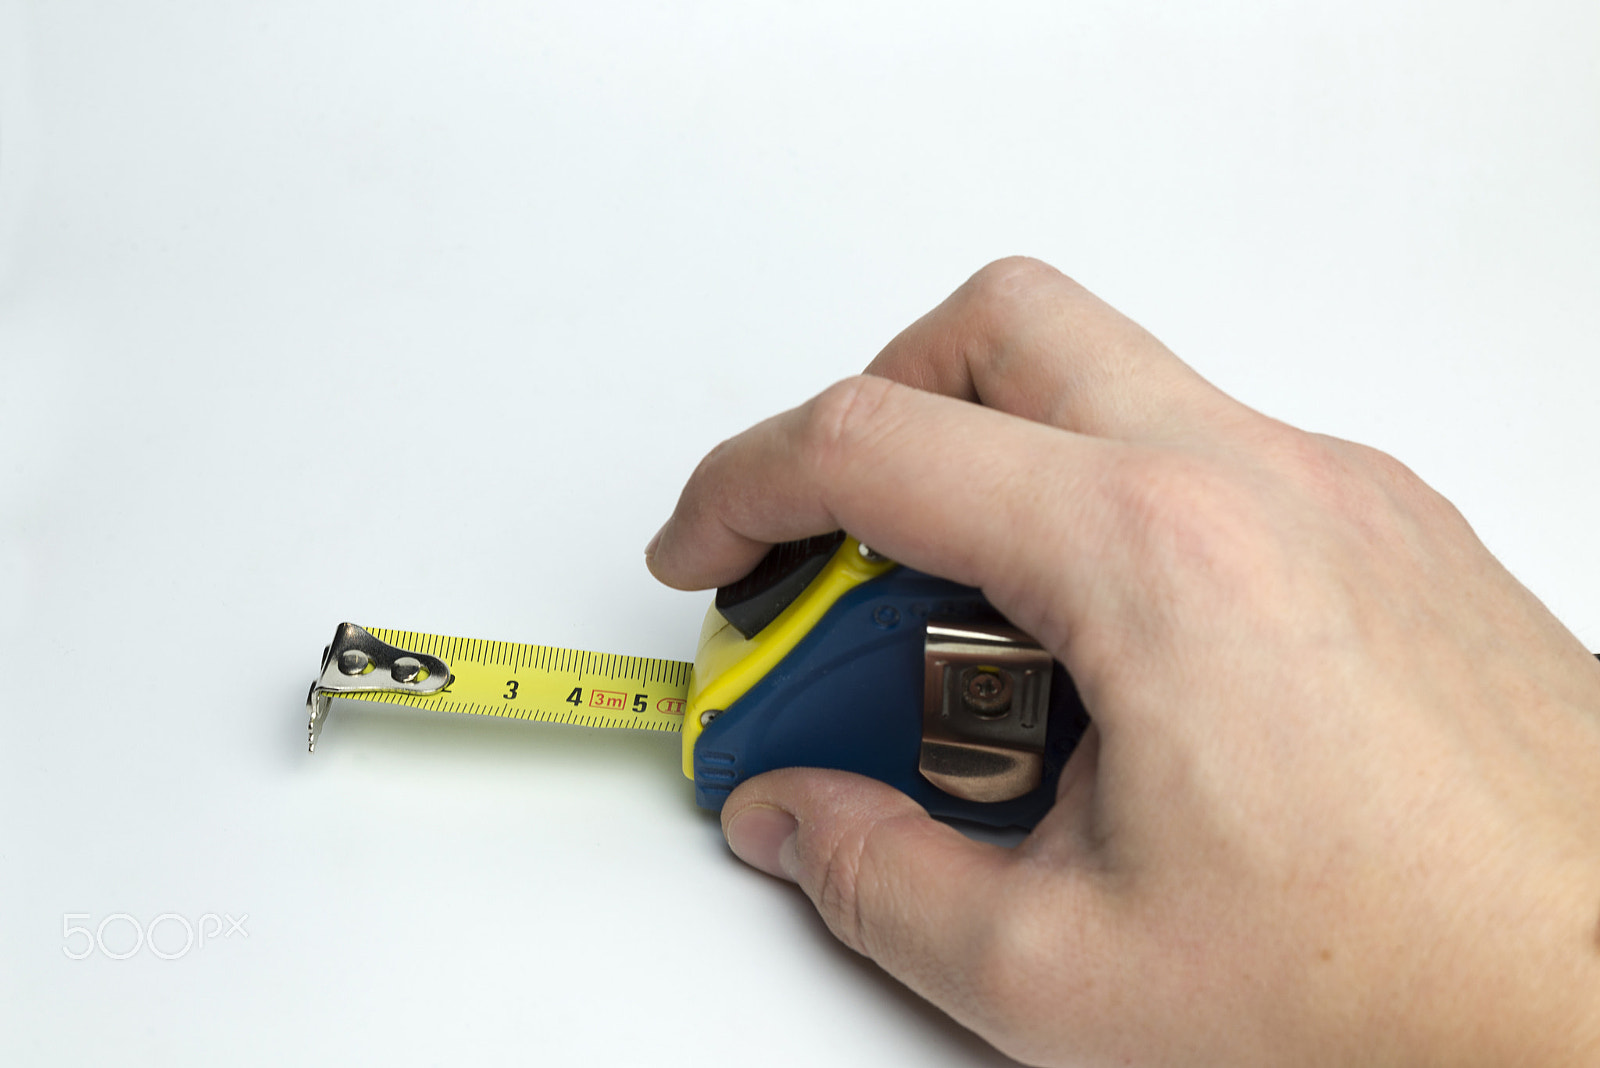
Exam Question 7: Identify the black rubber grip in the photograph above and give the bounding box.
[714,532,848,640]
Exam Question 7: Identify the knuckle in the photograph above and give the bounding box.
[1276,431,1379,499]
[797,375,901,478]
[1338,440,1429,500]
[1295,433,1457,531]
[691,434,738,481]
[968,917,1034,1006]
[957,256,1075,322]
[808,823,873,954]
[962,904,1062,1038]
[678,435,743,519]
[964,255,1067,301]
[807,809,927,961]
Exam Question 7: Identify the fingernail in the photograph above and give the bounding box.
[724,804,798,882]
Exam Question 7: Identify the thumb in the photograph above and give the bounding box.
[720,767,1025,1011]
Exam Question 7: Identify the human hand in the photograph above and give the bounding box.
[646,259,1600,1066]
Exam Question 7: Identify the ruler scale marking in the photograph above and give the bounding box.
[326,625,688,737]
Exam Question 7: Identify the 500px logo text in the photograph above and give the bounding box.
[62,912,249,960]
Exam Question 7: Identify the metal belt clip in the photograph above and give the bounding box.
[920,620,1052,803]
[306,623,453,752]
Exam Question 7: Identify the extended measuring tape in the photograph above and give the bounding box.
[307,626,692,736]
[308,534,1091,830]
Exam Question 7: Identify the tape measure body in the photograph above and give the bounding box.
[691,563,1088,827]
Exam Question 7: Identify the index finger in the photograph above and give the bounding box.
[645,374,1110,653]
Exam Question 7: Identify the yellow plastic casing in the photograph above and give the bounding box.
[681,537,897,779]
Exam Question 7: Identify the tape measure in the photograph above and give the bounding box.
[308,535,1092,829]
[306,625,691,743]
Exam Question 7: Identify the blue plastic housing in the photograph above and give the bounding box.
[692,567,1089,829]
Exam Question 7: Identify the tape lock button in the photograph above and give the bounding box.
[714,531,848,639]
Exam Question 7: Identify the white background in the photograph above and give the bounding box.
[2,2,1597,1065]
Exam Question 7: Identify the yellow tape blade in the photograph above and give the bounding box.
[346,626,689,733]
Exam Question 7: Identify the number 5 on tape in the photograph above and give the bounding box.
[307,535,1090,830]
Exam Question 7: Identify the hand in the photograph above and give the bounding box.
[645,258,1600,1066]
